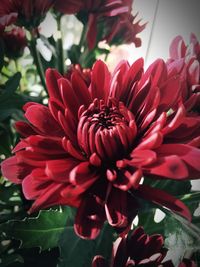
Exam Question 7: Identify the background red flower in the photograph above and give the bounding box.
[167,34,200,112]
[54,0,145,49]
[0,0,54,29]
[92,227,173,267]
[3,26,27,58]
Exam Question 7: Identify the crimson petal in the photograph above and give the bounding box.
[105,186,138,230]
[145,155,188,179]
[70,162,99,189]
[25,103,64,136]
[136,184,191,221]
[28,183,66,213]
[74,195,105,239]
[1,156,31,183]
[156,144,200,177]
[45,158,78,182]
[169,36,187,59]
[89,60,110,101]
[46,68,62,99]
[15,121,37,137]
[22,168,50,200]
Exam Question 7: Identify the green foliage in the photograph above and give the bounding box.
[1,72,21,98]
[0,253,24,267]
[1,208,73,251]
[165,214,200,266]
[58,223,115,267]
[0,39,4,71]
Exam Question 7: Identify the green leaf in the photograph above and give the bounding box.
[1,208,73,251]
[137,208,163,235]
[164,214,200,266]
[0,184,21,207]
[1,72,21,101]
[0,94,39,121]
[0,253,24,267]
[94,223,115,261]
[180,191,200,215]
[58,223,115,267]
[58,227,95,267]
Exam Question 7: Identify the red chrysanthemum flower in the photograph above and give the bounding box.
[167,34,200,112]
[104,11,145,47]
[0,0,54,29]
[92,227,173,267]
[54,0,145,49]
[3,26,27,58]
[1,58,200,239]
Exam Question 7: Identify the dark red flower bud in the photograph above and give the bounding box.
[3,26,27,58]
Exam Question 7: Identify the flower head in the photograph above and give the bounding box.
[3,26,27,58]
[0,0,54,29]
[167,34,200,112]
[1,58,200,239]
[92,227,172,267]
[55,0,145,49]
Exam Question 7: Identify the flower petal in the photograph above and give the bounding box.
[28,183,66,213]
[169,36,187,59]
[22,168,50,199]
[136,185,191,221]
[25,103,63,136]
[1,156,31,183]
[45,158,78,182]
[146,155,188,179]
[46,68,62,99]
[156,144,200,178]
[15,121,37,137]
[70,162,99,189]
[74,195,105,239]
[105,186,138,229]
[89,60,110,101]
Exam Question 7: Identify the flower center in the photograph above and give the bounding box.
[77,99,137,161]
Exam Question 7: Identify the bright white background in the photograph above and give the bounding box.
[112,0,200,67]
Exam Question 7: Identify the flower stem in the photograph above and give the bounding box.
[79,24,87,49]
[29,35,47,93]
[79,25,93,67]
[56,15,65,75]
[14,59,19,72]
